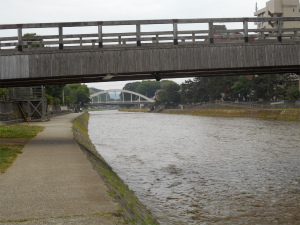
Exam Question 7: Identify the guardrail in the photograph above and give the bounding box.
[1,17,300,51]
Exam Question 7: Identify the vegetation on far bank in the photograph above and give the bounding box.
[153,108,300,121]
[119,109,148,113]
[0,125,44,173]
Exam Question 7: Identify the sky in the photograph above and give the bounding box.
[1,0,270,90]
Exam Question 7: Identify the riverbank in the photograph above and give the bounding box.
[120,108,300,121]
[0,114,122,225]
[73,112,159,224]
[119,109,149,113]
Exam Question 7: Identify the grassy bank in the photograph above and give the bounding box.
[0,125,44,173]
[119,109,149,113]
[154,108,300,121]
[72,112,158,224]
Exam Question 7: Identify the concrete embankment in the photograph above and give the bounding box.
[73,112,159,224]
[120,108,300,121]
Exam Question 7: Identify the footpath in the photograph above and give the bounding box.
[0,113,122,225]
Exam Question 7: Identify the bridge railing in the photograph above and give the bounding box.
[0,17,300,51]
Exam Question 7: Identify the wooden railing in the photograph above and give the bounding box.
[0,17,300,51]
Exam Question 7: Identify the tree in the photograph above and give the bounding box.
[123,82,141,92]
[251,74,289,101]
[0,88,7,101]
[45,85,65,105]
[89,87,103,95]
[15,33,43,49]
[64,84,90,105]
[285,87,300,100]
[155,81,181,105]
[231,76,252,101]
[136,80,161,98]
[181,79,197,104]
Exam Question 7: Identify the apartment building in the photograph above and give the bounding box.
[254,0,300,29]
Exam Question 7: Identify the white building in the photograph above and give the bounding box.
[254,0,300,29]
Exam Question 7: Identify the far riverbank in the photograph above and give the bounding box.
[119,108,300,121]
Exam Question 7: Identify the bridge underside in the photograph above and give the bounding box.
[0,65,298,88]
[1,43,299,88]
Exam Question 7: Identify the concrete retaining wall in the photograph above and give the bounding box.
[0,101,24,123]
[72,112,159,224]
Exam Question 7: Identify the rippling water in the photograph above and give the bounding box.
[88,110,300,224]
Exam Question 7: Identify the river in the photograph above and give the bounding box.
[88,110,300,224]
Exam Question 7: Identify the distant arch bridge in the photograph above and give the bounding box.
[90,89,155,105]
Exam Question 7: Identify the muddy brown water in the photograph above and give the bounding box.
[89,110,300,224]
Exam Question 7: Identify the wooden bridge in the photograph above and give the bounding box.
[0,17,300,87]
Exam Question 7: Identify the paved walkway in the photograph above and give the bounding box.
[0,113,121,225]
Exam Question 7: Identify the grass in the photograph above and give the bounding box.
[0,125,44,173]
[153,108,300,121]
[0,125,45,138]
[119,109,149,113]
[0,145,23,173]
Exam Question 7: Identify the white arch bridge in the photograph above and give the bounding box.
[90,89,155,105]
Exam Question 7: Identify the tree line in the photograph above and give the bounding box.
[122,74,300,106]
[0,74,298,106]
[181,74,299,104]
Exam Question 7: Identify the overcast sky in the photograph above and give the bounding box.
[1,0,269,90]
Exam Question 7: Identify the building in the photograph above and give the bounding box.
[254,0,300,29]
[206,25,255,42]
[254,0,300,92]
